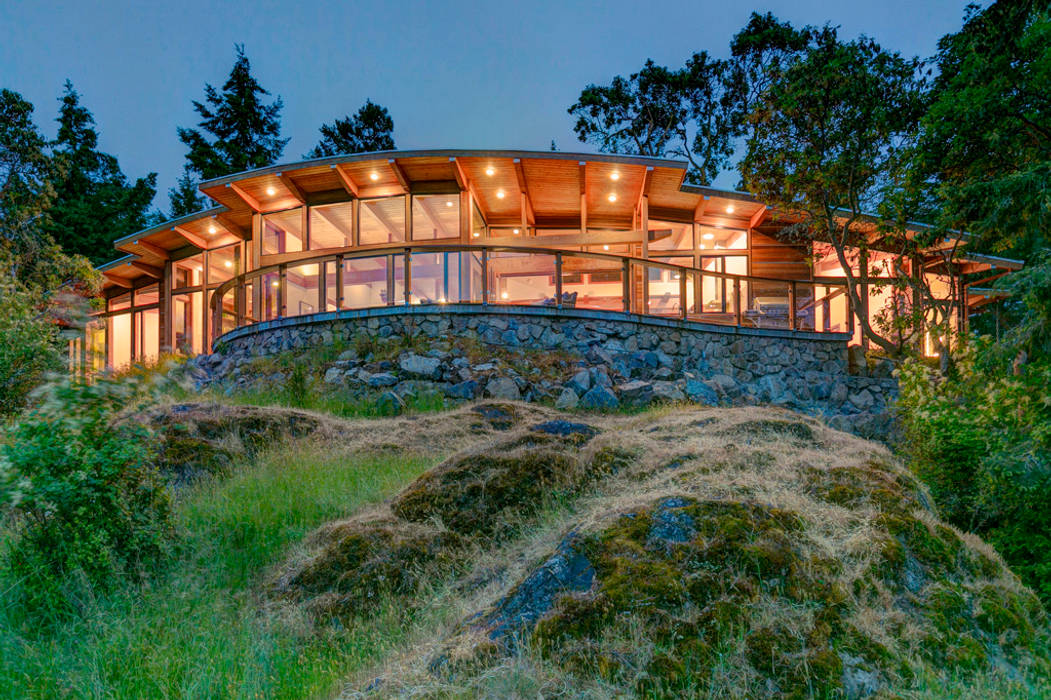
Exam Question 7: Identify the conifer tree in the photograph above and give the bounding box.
[45,82,157,264]
[307,99,394,158]
[172,44,287,216]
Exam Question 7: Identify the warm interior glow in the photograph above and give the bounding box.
[500,291,509,299]
[726,204,735,214]
[224,260,233,268]
[208,224,217,234]
[610,172,620,181]
[702,232,714,240]
[266,186,276,196]
[445,200,454,207]
[512,228,520,234]
[496,189,506,199]
[603,244,610,251]
[485,166,495,176]
[607,193,617,202]
[438,297,446,303]
[472,232,480,238]
[369,171,379,181]
[271,280,279,287]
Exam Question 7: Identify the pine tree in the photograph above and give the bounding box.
[45,81,157,264]
[306,100,394,158]
[176,44,288,184]
[168,166,205,218]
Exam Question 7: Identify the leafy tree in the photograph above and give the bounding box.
[911,1,1050,259]
[735,21,934,357]
[44,82,157,264]
[568,55,737,185]
[306,99,394,158]
[172,44,288,214]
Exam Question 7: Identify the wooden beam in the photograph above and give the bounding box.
[172,225,208,249]
[133,239,170,260]
[512,158,535,227]
[388,159,410,192]
[332,164,360,197]
[637,166,655,218]
[416,196,455,238]
[129,261,163,278]
[579,161,587,234]
[449,157,469,191]
[277,172,306,204]
[214,212,250,240]
[227,182,261,212]
[693,194,709,221]
[104,273,134,288]
[749,205,771,229]
[361,199,403,238]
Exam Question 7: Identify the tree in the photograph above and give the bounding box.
[44,82,157,264]
[568,56,737,185]
[168,166,206,218]
[910,1,1050,260]
[172,44,287,213]
[306,99,394,158]
[736,21,934,357]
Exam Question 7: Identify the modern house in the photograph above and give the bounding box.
[75,149,1021,371]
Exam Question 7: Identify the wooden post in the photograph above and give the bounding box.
[679,269,687,320]
[788,281,797,330]
[161,260,173,352]
[481,248,489,305]
[622,258,631,313]
[278,264,287,317]
[336,254,344,310]
[403,248,412,305]
[555,253,563,309]
[734,278,742,326]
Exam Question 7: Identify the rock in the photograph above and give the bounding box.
[445,379,480,400]
[472,362,497,372]
[323,366,344,384]
[399,353,441,378]
[839,653,882,699]
[651,381,686,403]
[849,389,874,411]
[566,369,591,395]
[684,379,720,406]
[337,349,357,361]
[580,385,619,410]
[830,381,849,405]
[375,390,406,415]
[707,374,738,395]
[530,420,598,439]
[647,497,697,548]
[617,380,655,407]
[366,372,398,388]
[486,376,521,400]
[554,387,579,410]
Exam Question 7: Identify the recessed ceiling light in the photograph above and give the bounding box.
[224,260,233,268]
[472,232,480,238]
[266,186,276,196]
[513,228,520,234]
[496,189,506,199]
[726,204,735,214]
[672,272,681,280]
[445,200,453,207]
[610,172,620,181]
[369,171,379,181]
[208,224,217,234]
[603,244,610,251]
[702,232,714,240]
[485,166,495,176]
[271,280,279,287]
[607,193,617,203]
[500,291,509,300]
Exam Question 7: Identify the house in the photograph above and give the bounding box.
[74,149,1021,371]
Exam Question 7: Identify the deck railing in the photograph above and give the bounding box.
[208,244,853,345]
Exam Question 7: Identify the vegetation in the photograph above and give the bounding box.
[307,99,395,158]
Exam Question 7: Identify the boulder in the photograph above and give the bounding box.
[445,379,480,400]
[684,379,720,406]
[375,390,406,415]
[323,366,345,384]
[580,385,619,410]
[554,388,580,410]
[399,353,442,378]
[486,376,522,400]
[566,369,591,395]
[366,372,399,388]
[651,381,686,403]
[617,380,654,407]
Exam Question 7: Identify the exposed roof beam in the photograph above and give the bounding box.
[277,172,306,204]
[512,158,535,226]
[172,225,208,249]
[449,157,469,191]
[133,239,170,260]
[388,159,410,192]
[416,196,455,238]
[129,261,163,278]
[214,212,250,240]
[693,195,709,220]
[750,205,771,229]
[362,199,402,238]
[637,166,654,215]
[332,164,359,197]
[579,161,587,233]
[227,182,261,212]
[104,273,134,288]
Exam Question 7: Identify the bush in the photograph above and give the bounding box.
[0,281,64,416]
[0,374,174,616]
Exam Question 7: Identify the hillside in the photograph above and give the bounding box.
[149,400,1049,698]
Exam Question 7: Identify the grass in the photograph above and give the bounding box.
[0,442,442,699]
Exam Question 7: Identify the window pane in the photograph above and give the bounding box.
[563,255,623,311]
[108,292,131,311]
[134,284,159,306]
[107,312,131,368]
[135,308,160,362]
[310,203,352,250]
[173,254,203,289]
[647,257,690,316]
[263,208,304,255]
[649,220,693,251]
[471,202,486,240]
[208,245,238,284]
[172,292,203,355]
[412,195,459,240]
[324,260,338,311]
[360,197,405,245]
[697,226,747,251]
[409,251,482,304]
[343,255,392,308]
[286,262,320,317]
[488,251,556,305]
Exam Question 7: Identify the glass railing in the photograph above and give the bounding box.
[209,245,853,345]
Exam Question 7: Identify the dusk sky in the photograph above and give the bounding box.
[2,0,978,209]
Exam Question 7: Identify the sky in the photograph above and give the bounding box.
[1,0,977,209]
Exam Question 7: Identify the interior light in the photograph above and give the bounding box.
[672,272,681,280]
[369,171,379,181]
[726,204,735,214]
[603,244,610,251]
[472,232,480,238]
[698,244,706,250]
[500,291,509,300]
[496,189,506,199]
[208,224,217,234]
[607,193,617,203]
[271,280,279,287]
[445,200,454,207]
[610,171,620,181]
[485,166,495,176]
[266,186,276,196]
[512,228,520,234]
[438,297,446,303]
[702,232,714,240]
[224,260,233,268]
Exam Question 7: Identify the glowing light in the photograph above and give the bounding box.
[702,232,714,240]
[271,280,279,287]
[496,189,506,199]
[266,186,276,196]
[610,171,620,181]
[485,166,495,176]
[445,200,454,207]
[603,244,610,251]
[607,193,617,203]
[208,224,217,234]
[438,297,446,303]
[224,260,233,268]
[726,204,735,214]
[512,228,520,234]
[500,291,509,300]
[472,232,480,238]
[672,272,681,280]
[369,171,379,181]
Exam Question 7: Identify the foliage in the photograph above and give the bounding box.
[43,82,157,264]
[0,281,64,416]
[0,374,173,615]
[568,55,738,185]
[172,44,287,216]
[307,99,395,158]
[910,1,1051,259]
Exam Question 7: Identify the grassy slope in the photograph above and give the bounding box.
[0,443,440,699]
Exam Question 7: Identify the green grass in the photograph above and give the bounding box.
[0,443,441,699]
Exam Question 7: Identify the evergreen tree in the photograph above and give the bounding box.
[175,44,288,187]
[168,166,205,218]
[45,82,157,264]
[306,100,394,158]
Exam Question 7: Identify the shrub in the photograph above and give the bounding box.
[0,374,174,616]
[0,281,63,416]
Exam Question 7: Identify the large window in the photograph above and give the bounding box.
[173,254,203,289]
[208,245,239,284]
[697,226,747,251]
[173,292,203,355]
[649,220,693,252]
[309,203,353,249]
[263,208,304,255]
[412,195,459,240]
[360,197,405,245]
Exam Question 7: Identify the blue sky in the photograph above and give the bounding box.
[1,0,977,207]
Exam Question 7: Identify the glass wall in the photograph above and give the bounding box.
[649,220,693,252]
[360,197,405,245]
[208,244,238,284]
[173,291,203,355]
[173,254,203,289]
[697,226,747,252]
[263,209,304,255]
[488,251,556,305]
[286,262,320,317]
[343,255,393,308]
[412,195,459,240]
[310,202,353,249]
